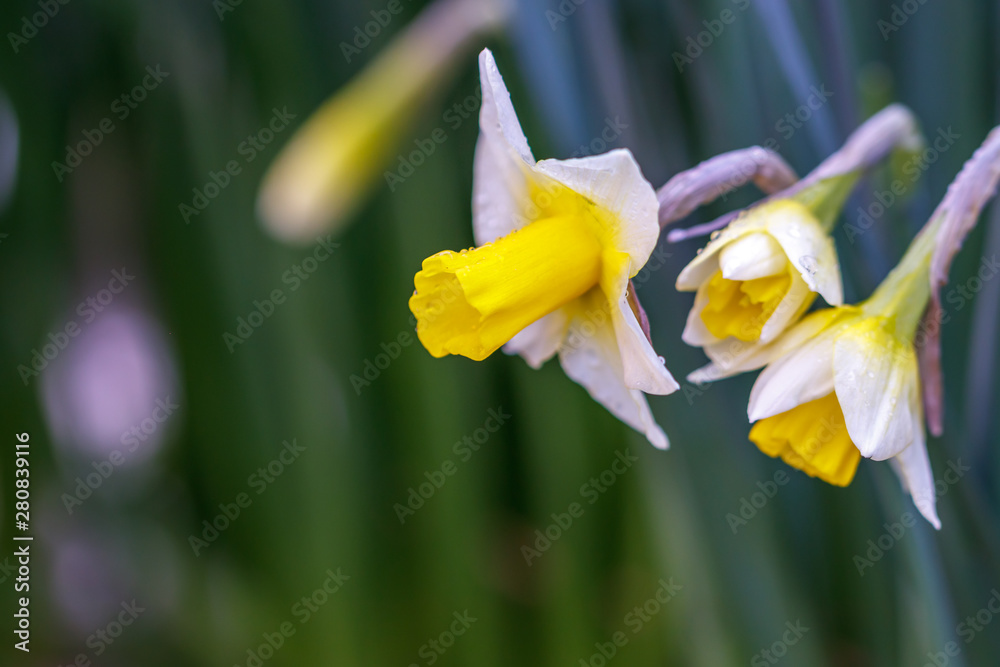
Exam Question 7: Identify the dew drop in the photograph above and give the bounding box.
[710,230,721,240]
[788,225,802,238]
[798,255,818,275]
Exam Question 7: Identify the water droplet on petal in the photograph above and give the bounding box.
[798,255,818,275]
[788,225,802,238]
[710,230,721,240]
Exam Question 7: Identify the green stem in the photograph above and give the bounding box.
[789,104,923,232]
[790,171,862,233]
[863,216,943,336]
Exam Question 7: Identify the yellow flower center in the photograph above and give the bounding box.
[748,393,860,487]
[409,215,604,360]
[699,268,792,341]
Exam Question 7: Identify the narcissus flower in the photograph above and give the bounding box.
[676,105,924,382]
[688,123,1000,530]
[745,221,941,525]
[676,197,842,347]
[257,0,507,243]
[409,49,678,448]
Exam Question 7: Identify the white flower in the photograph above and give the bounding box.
[676,104,928,384]
[676,199,843,379]
[745,223,944,528]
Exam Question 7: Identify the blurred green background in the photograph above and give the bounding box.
[1,0,999,665]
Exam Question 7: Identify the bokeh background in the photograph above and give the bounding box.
[2,0,1000,665]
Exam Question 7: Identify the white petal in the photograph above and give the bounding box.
[675,204,772,291]
[597,252,678,395]
[559,306,669,449]
[687,359,747,384]
[502,309,568,369]
[833,319,919,460]
[534,149,661,270]
[747,330,836,422]
[697,339,773,382]
[681,283,722,347]
[719,232,787,281]
[612,297,679,395]
[675,228,742,291]
[471,49,538,245]
[757,271,812,343]
[891,428,941,529]
[765,203,843,305]
[700,307,849,385]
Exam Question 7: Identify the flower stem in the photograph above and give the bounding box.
[863,217,940,337]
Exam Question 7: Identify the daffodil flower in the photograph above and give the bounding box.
[677,197,842,346]
[257,0,508,243]
[409,49,678,448]
[744,221,938,524]
[742,124,1000,528]
[675,105,924,381]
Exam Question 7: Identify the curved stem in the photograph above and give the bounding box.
[666,104,924,242]
[918,124,1000,435]
[657,147,798,231]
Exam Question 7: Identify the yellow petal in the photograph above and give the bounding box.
[409,215,602,360]
[535,149,661,270]
[749,392,860,487]
[699,268,792,341]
